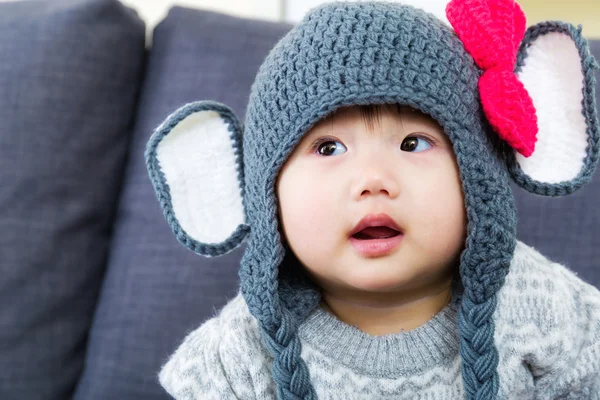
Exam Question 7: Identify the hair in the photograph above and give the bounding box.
[325,103,440,133]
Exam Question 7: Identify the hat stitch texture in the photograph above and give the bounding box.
[238,2,517,399]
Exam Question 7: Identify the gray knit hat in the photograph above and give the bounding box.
[145,1,599,399]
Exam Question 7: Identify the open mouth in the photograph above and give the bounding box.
[352,226,402,240]
[349,225,404,257]
[349,214,404,256]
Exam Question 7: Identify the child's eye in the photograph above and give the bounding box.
[314,139,347,156]
[400,135,433,152]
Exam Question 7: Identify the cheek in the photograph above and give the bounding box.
[277,164,339,259]
[416,165,467,252]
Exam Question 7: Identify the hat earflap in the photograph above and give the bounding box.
[145,101,249,257]
[508,22,600,196]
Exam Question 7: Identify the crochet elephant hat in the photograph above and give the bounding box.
[146,0,599,398]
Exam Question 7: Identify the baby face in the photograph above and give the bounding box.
[277,105,467,294]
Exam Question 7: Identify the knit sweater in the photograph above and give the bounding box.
[159,241,600,399]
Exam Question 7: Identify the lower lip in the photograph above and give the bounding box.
[349,234,403,257]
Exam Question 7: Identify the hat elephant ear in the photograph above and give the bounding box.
[508,22,600,196]
[145,101,249,257]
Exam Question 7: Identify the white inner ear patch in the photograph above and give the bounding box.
[156,110,245,244]
[516,31,588,184]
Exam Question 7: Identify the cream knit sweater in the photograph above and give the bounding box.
[159,241,600,399]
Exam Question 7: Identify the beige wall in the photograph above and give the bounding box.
[519,0,600,38]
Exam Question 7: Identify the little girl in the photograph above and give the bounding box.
[145,0,600,398]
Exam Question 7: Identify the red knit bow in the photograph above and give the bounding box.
[446,0,538,157]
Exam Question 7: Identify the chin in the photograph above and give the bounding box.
[351,283,404,293]
[344,271,410,293]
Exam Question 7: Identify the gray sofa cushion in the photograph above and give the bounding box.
[0,0,145,399]
[73,7,291,400]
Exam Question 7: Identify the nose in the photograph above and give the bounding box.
[352,164,400,201]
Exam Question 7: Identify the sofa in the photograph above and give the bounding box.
[1,0,598,399]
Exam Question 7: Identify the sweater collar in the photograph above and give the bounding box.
[297,286,462,378]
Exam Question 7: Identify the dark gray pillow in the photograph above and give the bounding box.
[0,0,145,399]
[512,39,600,290]
[73,7,291,400]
